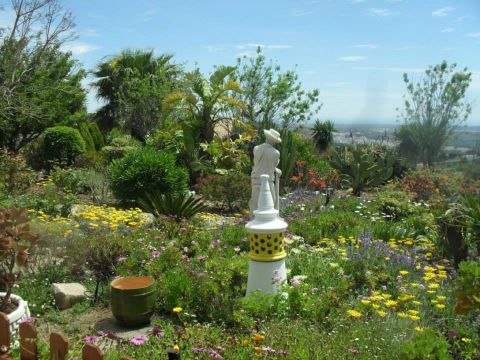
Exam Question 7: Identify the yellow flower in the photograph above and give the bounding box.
[415,327,424,333]
[410,283,419,288]
[329,262,339,268]
[412,301,422,306]
[173,344,179,353]
[372,304,380,309]
[436,295,446,301]
[461,338,471,343]
[347,310,362,318]
[384,300,398,308]
[242,339,250,346]
[409,315,420,321]
[408,310,419,316]
[435,304,445,309]
[377,310,387,317]
[399,270,409,276]
[252,333,265,342]
[361,299,371,305]
[172,307,183,313]
[428,283,439,289]
[397,312,408,318]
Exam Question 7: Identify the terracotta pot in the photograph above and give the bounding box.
[0,292,31,336]
[110,277,156,327]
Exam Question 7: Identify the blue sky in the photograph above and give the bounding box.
[2,0,480,125]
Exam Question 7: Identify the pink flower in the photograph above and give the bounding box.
[152,327,164,337]
[117,256,127,262]
[21,317,34,324]
[83,335,98,344]
[198,272,206,278]
[129,335,148,346]
[151,249,160,258]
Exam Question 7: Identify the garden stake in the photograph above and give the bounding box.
[50,332,68,360]
[19,320,37,360]
[246,174,288,295]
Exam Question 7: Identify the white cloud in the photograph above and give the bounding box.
[368,8,393,17]
[338,56,367,62]
[236,43,292,50]
[204,45,224,52]
[82,28,100,37]
[432,6,455,17]
[354,44,380,49]
[441,28,454,33]
[63,42,101,55]
[465,32,480,38]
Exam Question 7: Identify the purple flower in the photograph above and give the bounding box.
[192,347,207,354]
[207,349,224,359]
[152,327,164,337]
[151,249,160,258]
[83,335,98,344]
[129,335,148,346]
[349,348,361,355]
[448,329,458,337]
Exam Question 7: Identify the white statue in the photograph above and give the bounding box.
[249,129,282,215]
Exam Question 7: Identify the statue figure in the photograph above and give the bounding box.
[249,129,282,215]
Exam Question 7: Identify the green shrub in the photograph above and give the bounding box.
[51,167,90,194]
[78,122,96,152]
[87,122,105,150]
[107,148,188,203]
[400,329,452,360]
[198,173,250,212]
[102,131,142,162]
[43,126,86,166]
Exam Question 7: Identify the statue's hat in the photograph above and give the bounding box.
[264,129,282,143]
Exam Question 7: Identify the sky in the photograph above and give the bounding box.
[2,0,480,126]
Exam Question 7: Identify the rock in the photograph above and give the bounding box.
[52,283,87,310]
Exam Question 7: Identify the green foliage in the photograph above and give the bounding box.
[138,191,207,219]
[0,152,37,194]
[199,173,250,212]
[51,167,90,194]
[277,130,298,184]
[234,47,321,130]
[101,130,142,162]
[107,148,188,203]
[0,41,86,152]
[163,65,245,143]
[312,120,336,152]
[200,137,251,174]
[43,126,86,166]
[87,122,105,150]
[454,260,480,314]
[93,50,181,138]
[375,186,415,220]
[459,192,480,251]
[330,145,394,195]
[78,122,96,152]
[400,329,452,360]
[397,61,472,166]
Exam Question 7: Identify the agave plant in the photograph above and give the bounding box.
[0,208,39,312]
[312,120,336,152]
[330,145,394,195]
[138,191,207,220]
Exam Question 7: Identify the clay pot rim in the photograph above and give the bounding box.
[111,276,154,290]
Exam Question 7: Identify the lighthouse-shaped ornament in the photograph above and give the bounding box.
[246,174,288,295]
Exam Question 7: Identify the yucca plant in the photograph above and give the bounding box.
[312,120,336,152]
[0,208,39,312]
[138,191,207,220]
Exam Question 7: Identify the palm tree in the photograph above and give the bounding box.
[92,49,180,134]
[312,120,336,152]
[163,66,245,144]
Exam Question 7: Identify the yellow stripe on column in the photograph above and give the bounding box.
[248,232,286,261]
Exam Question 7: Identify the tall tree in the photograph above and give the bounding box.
[396,61,472,166]
[234,47,321,131]
[92,49,181,140]
[163,65,245,144]
[0,0,85,152]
